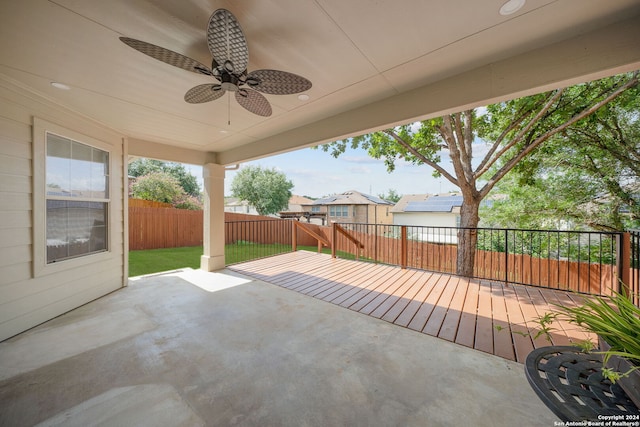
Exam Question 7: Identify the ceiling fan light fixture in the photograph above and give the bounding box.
[220,73,240,91]
[499,0,525,15]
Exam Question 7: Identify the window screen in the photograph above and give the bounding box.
[46,133,109,263]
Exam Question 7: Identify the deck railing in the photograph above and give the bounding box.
[223,218,639,299]
[332,223,630,297]
[629,230,640,305]
[225,220,293,264]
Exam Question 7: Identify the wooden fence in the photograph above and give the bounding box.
[330,224,622,297]
[127,204,636,299]
[129,206,203,250]
[128,206,322,250]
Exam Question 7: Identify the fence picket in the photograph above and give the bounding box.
[127,207,639,301]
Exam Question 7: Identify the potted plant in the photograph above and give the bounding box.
[551,291,640,408]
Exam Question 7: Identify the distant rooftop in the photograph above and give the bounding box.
[309,190,394,206]
[392,194,462,213]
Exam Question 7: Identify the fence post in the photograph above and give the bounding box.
[617,232,631,295]
[331,222,337,259]
[401,226,407,269]
[504,229,509,284]
[292,221,297,252]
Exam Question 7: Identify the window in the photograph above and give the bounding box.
[329,205,349,217]
[311,206,320,213]
[45,133,109,263]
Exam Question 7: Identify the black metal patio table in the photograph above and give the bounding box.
[525,346,639,422]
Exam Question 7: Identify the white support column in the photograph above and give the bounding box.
[200,163,226,271]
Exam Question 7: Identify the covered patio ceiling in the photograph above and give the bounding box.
[1,0,640,165]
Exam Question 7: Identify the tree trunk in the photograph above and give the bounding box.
[456,199,481,277]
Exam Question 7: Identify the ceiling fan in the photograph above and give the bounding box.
[120,8,312,117]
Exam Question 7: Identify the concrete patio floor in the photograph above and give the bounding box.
[0,268,558,426]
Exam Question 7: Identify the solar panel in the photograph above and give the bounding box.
[362,193,392,204]
[313,196,337,204]
[404,196,462,212]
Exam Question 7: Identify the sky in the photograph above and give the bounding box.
[181,110,492,199]
[223,146,459,198]
[184,140,492,200]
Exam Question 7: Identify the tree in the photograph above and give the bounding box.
[481,82,640,232]
[230,166,294,216]
[378,189,401,203]
[320,71,639,276]
[128,158,200,196]
[131,171,185,204]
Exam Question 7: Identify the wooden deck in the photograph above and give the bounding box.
[228,251,595,363]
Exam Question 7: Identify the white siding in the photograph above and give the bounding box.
[0,77,125,341]
[393,212,458,228]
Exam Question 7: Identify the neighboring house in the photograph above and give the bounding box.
[224,197,259,215]
[288,195,313,212]
[391,193,463,243]
[226,195,313,217]
[279,195,327,224]
[302,190,394,225]
[392,194,463,228]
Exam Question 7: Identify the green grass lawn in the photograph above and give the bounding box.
[128,246,203,277]
[128,244,345,277]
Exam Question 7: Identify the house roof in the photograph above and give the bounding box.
[309,191,393,206]
[289,195,313,206]
[1,1,639,166]
[392,194,463,213]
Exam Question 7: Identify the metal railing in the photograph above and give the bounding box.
[332,223,625,297]
[223,219,638,299]
[225,220,293,265]
[629,230,640,305]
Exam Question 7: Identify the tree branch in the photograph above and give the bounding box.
[475,96,551,175]
[384,129,459,186]
[479,72,639,198]
[475,89,564,180]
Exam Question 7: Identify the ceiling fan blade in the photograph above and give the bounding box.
[207,9,249,74]
[184,84,226,103]
[120,37,213,76]
[246,69,312,95]
[235,89,272,117]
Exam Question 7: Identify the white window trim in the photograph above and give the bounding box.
[33,118,114,277]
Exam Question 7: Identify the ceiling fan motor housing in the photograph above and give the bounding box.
[220,72,240,91]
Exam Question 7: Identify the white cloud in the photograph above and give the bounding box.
[342,156,382,164]
[348,166,371,174]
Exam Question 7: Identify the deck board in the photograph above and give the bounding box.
[489,283,515,361]
[474,281,494,355]
[433,276,467,341]
[501,284,535,363]
[407,274,450,332]
[454,279,479,348]
[229,251,593,363]
[392,273,440,327]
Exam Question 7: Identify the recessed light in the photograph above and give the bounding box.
[219,130,229,134]
[51,82,71,90]
[297,94,310,101]
[499,0,525,15]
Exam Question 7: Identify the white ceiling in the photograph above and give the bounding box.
[1,0,640,165]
